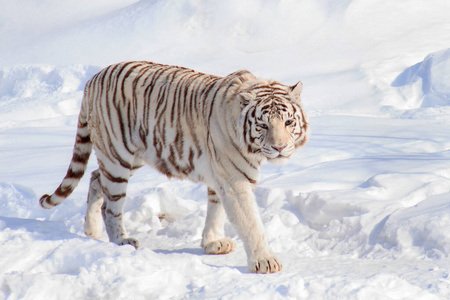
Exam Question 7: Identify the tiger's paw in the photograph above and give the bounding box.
[118,237,140,249]
[204,238,236,255]
[249,256,282,274]
[84,216,103,240]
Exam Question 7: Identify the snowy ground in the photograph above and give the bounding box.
[1,0,450,299]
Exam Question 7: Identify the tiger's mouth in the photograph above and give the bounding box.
[262,148,292,163]
[267,155,290,165]
[262,148,292,160]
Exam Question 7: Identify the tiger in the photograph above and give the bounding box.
[40,61,309,274]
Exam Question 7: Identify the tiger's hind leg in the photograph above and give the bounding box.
[201,187,236,255]
[84,169,104,240]
[98,159,140,249]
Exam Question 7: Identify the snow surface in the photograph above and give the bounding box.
[1,0,450,299]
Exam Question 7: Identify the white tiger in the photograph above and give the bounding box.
[40,61,309,274]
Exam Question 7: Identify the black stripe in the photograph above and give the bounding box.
[103,189,126,202]
[209,198,220,204]
[42,195,57,207]
[230,160,257,184]
[106,209,122,218]
[154,159,172,177]
[229,137,258,169]
[108,142,132,170]
[55,184,75,198]
[65,168,84,179]
[169,69,184,126]
[78,121,88,129]
[117,64,143,155]
[76,134,91,144]
[120,63,143,105]
[100,167,128,183]
[72,152,90,164]
[205,76,236,152]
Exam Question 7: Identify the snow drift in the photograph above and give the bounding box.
[392,48,450,108]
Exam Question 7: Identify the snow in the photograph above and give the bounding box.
[392,48,450,108]
[1,0,450,299]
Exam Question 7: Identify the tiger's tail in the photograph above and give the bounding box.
[40,98,93,209]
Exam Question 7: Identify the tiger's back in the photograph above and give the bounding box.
[85,62,254,182]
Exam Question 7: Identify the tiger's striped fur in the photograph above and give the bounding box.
[40,61,309,273]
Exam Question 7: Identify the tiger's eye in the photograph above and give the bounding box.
[285,119,294,126]
[260,123,268,129]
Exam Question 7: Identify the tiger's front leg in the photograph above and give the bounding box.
[201,187,236,255]
[218,182,282,274]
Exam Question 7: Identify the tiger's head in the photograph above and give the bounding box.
[239,79,309,165]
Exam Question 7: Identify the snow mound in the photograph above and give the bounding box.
[392,48,450,108]
[0,65,99,122]
[0,183,37,219]
[373,192,450,259]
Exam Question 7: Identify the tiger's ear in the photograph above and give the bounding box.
[239,91,256,108]
[289,81,303,98]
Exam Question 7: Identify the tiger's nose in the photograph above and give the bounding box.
[272,145,286,153]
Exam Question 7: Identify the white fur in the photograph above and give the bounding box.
[60,63,308,274]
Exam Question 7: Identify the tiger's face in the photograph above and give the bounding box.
[240,80,309,164]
